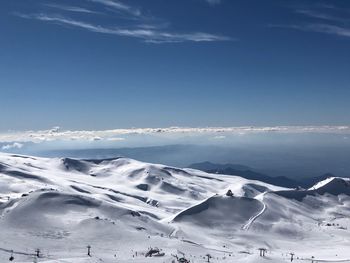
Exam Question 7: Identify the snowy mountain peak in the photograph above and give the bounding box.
[310,177,350,195]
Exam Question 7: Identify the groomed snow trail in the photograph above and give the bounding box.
[241,193,267,231]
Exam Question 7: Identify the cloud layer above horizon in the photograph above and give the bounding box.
[1,126,350,144]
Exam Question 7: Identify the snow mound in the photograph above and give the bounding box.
[60,158,92,173]
[173,194,263,228]
[241,183,269,198]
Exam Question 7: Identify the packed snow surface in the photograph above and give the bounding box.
[1,153,350,262]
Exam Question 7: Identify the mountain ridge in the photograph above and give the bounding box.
[189,161,338,189]
[1,153,350,262]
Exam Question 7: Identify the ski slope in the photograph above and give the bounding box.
[241,193,267,231]
[1,153,350,262]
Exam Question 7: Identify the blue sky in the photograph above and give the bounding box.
[1,0,350,131]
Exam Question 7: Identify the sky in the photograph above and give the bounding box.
[1,0,350,131]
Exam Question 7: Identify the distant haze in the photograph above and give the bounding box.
[36,143,349,179]
[1,128,350,179]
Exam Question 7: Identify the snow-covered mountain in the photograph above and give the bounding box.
[1,153,350,263]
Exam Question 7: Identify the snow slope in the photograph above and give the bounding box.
[1,153,350,262]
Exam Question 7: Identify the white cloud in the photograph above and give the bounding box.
[273,4,350,39]
[107,137,125,141]
[304,24,350,37]
[15,0,232,44]
[19,14,230,43]
[273,23,350,38]
[44,4,99,14]
[2,142,24,150]
[89,0,141,17]
[295,9,346,23]
[213,135,226,139]
[0,126,349,144]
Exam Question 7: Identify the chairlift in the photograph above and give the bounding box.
[9,250,14,261]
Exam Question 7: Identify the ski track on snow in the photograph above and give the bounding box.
[241,193,267,231]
